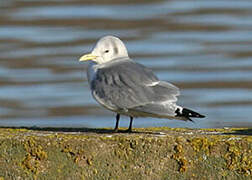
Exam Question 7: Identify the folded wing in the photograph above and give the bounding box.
[90,58,180,117]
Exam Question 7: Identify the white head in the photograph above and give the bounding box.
[79,36,129,64]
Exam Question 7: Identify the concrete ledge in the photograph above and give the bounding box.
[0,127,251,179]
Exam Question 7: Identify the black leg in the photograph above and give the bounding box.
[114,114,120,132]
[126,116,133,132]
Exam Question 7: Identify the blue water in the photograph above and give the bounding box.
[0,0,252,129]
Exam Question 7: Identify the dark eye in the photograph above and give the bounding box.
[104,50,109,53]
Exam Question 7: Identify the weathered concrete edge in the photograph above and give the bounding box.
[0,127,251,179]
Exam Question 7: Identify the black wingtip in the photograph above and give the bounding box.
[187,117,195,123]
[175,107,205,121]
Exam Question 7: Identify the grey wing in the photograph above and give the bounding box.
[130,81,180,117]
[91,59,180,116]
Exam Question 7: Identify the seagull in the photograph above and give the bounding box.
[79,36,205,132]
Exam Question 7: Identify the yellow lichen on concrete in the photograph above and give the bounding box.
[171,144,188,172]
[21,137,48,176]
[190,136,218,155]
[0,127,251,179]
[225,138,252,175]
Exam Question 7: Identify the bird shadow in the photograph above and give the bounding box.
[0,126,161,135]
[223,128,252,136]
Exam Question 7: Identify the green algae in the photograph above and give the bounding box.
[0,127,251,179]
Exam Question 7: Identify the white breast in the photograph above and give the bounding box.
[87,61,98,84]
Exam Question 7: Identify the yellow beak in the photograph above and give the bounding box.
[79,53,98,62]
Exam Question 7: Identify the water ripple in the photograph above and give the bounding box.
[0,0,252,128]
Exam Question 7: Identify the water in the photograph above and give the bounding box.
[0,0,252,129]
